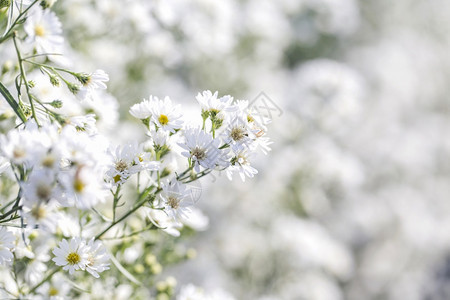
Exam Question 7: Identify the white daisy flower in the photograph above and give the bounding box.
[179,127,226,172]
[0,128,37,166]
[129,99,153,120]
[196,90,236,115]
[22,200,60,233]
[58,166,107,209]
[146,208,182,237]
[160,180,192,221]
[24,7,63,54]
[148,128,170,149]
[24,244,50,285]
[25,259,47,285]
[222,113,255,153]
[36,273,71,299]
[0,227,15,266]
[21,169,56,207]
[150,96,184,133]
[67,114,98,135]
[85,238,110,278]
[226,149,258,182]
[106,142,160,186]
[76,69,109,90]
[52,237,89,275]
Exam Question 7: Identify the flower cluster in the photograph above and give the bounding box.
[0,2,272,298]
[53,238,110,278]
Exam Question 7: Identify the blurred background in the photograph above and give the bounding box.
[53,0,450,299]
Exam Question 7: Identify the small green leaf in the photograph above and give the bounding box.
[0,81,27,123]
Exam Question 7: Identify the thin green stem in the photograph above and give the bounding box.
[101,223,155,241]
[13,32,40,126]
[29,268,58,294]
[112,185,122,222]
[95,186,160,240]
[176,166,194,181]
[0,0,39,44]
[0,205,22,221]
[23,60,78,77]
[22,53,63,60]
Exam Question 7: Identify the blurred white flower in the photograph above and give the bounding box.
[24,7,63,54]
[129,98,153,120]
[0,227,15,266]
[85,238,110,278]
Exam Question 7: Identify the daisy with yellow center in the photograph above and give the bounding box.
[160,180,193,221]
[52,238,89,275]
[24,7,64,54]
[150,96,184,133]
[34,24,46,37]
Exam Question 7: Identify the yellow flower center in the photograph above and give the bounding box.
[230,127,246,141]
[13,148,26,159]
[167,196,180,209]
[36,184,52,200]
[34,25,46,37]
[158,114,169,125]
[41,155,56,168]
[31,205,47,220]
[113,174,122,183]
[49,287,59,296]
[66,252,80,265]
[190,147,206,161]
[73,178,85,193]
[115,160,128,172]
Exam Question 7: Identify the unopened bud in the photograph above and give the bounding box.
[49,75,60,87]
[0,0,11,9]
[40,0,57,9]
[74,73,91,86]
[1,60,12,74]
[49,100,63,108]
[67,83,80,95]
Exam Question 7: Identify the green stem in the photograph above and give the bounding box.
[0,81,27,123]
[0,205,21,221]
[13,33,40,126]
[0,0,39,44]
[23,60,78,77]
[29,268,58,294]
[95,186,160,240]
[176,166,194,181]
[112,185,121,222]
[101,223,155,241]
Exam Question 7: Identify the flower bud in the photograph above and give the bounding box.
[1,60,12,74]
[0,0,11,10]
[49,100,63,108]
[40,0,57,9]
[49,75,60,87]
[74,73,91,86]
